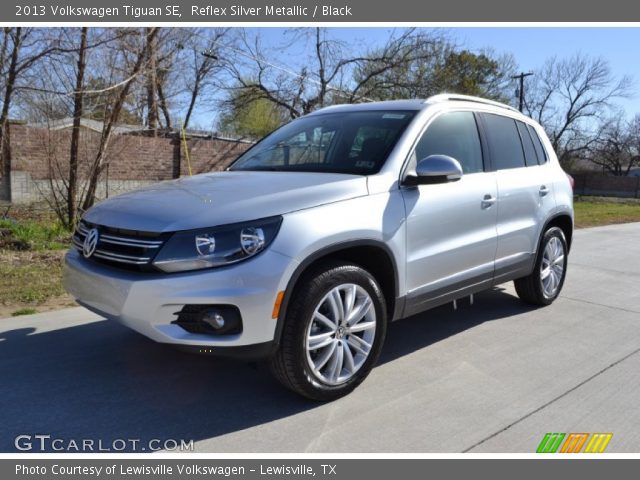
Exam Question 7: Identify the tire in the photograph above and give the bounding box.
[514,226,568,306]
[270,260,387,401]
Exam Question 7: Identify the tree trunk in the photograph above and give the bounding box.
[157,78,171,129]
[145,27,158,135]
[183,82,199,131]
[315,28,327,109]
[67,27,88,229]
[0,28,10,75]
[0,28,21,195]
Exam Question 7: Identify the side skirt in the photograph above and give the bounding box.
[400,253,535,319]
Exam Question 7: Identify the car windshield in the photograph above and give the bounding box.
[229,110,417,175]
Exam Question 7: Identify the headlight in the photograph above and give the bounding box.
[152,216,282,273]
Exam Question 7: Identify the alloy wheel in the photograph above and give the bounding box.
[304,283,377,385]
[540,236,565,298]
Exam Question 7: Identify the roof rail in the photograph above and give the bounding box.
[426,94,519,113]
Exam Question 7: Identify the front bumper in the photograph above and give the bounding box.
[63,249,297,352]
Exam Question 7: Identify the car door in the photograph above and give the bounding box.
[477,113,556,283]
[401,111,498,316]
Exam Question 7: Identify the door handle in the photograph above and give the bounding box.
[481,194,496,209]
[539,185,550,196]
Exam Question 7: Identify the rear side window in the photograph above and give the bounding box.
[414,111,484,174]
[480,113,526,170]
[527,124,548,164]
[516,121,538,167]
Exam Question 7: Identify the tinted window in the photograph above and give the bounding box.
[414,111,483,174]
[230,110,416,175]
[481,113,526,170]
[527,124,548,164]
[516,121,538,167]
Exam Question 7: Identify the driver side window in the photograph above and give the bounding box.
[413,111,484,174]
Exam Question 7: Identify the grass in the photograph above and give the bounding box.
[0,251,67,304]
[0,204,74,317]
[574,197,640,229]
[0,217,69,251]
[11,308,38,317]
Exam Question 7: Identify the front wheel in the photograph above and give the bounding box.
[514,226,568,306]
[270,261,387,401]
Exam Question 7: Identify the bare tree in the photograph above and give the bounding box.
[81,28,160,211]
[221,28,511,129]
[349,30,455,102]
[1,28,81,145]
[147,28,191,130]
[7,28,229,223]
[329,29,453,106]
[222,29,312,120]
[589,114,640,176]
[121,28,227,132]
[0,28,24,187]
[179,28,227,130]
[524,54,632,166]
[14,28,140,226]
[223,28,454,120]
[352,41,516,102]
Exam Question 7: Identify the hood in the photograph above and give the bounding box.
[83,171,369,232]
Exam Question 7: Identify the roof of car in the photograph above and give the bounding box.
[308,99,426,115]
[308,94,520,116]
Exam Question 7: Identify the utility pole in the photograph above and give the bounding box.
[511,72,534,112]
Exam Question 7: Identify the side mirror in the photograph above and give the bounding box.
[404,154,463,186]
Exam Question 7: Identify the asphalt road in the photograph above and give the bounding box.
[1,223,639,453]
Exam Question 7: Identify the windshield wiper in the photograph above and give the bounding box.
[235,166,282,172]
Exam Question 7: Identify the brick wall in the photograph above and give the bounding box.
[3,123,251,203]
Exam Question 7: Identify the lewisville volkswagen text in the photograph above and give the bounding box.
[64,94,574,400]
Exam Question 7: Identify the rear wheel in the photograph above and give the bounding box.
[514,226,568,306]
[270,261,387,401]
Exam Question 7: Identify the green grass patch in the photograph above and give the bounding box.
[0,218,70,251]
[11,307,38,316]
[574,198,640,228]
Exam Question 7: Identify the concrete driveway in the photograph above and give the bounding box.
[1,222,639,453]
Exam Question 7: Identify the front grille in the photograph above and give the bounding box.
[72,221,166,271]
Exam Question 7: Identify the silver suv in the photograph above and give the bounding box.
[64,94,573,400]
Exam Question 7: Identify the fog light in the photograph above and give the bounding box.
[202,311,225,330]
[172,305,243,336]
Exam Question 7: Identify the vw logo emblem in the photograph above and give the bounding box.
[83,228,99,258]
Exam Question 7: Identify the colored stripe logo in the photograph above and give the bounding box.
[537,433,565,453]
[537,433,612,453]
[584,433,613,453]
[559,433,589,453]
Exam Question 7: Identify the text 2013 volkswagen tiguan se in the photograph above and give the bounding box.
[64,94,574,400]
